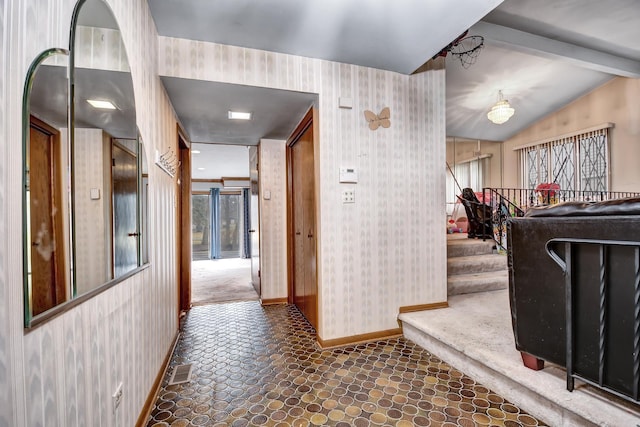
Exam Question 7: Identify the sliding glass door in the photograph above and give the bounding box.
[191,191,248,260]
[191,194,210,260]
[219,193,241,258]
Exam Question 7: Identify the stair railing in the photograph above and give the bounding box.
[481,188,640,251]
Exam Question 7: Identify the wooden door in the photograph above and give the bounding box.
[29,118,66,315]
[288,108,317,329]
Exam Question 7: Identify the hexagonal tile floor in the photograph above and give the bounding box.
[146,301,547,426]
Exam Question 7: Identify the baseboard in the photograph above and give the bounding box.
[135,330,180,427]
[317,328,403,349]
[399,301,448,313]
[261,297,288,305]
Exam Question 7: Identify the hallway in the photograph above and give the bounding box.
[191,258,258,306]
[146,301,545,426]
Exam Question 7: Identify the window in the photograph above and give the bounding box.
[518,126,610,193]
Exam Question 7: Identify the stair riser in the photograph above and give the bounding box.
[447,258,507,275]
[448,277,508,295]
[447,244,494,257]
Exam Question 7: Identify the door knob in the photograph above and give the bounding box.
[249,229,256,233]
[307,233,313,238]
[295,231,301,235]
[128,232,140,237]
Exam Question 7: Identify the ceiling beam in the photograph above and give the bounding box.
[475,21,640,78]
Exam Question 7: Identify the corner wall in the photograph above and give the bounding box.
[258,139,288,300]
[159,38,447,341]
[0,1,179,426]
[503,77,640,191]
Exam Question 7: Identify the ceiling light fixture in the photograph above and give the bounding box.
[192,150,201,154]
[487,90,515,125]
[228,110,252,120]
[87,99,117,110]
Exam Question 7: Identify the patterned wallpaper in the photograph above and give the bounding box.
[258,139,288,300]
[73,128,109,294]
[158,37,448,340]
[1,0,179,426]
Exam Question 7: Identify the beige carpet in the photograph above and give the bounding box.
[191,258,258,306]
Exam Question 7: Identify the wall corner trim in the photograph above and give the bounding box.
[317,328,403,349]
[261,297,288,305]
[399,301,449,313]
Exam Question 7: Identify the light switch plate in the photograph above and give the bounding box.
[342,189,355,203]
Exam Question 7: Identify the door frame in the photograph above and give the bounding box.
[286,107,318,309]
[29,115,68,309]
[177,125,192,314]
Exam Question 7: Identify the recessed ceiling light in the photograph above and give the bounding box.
[192,150,201,154]
[228,110,252,120]
[197,167,205,170]
[87,99,117,110]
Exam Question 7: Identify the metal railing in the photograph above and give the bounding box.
[546,238,640,404]
[481,188,640,250]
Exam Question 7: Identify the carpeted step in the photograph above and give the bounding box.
[447,238,495,257]
[447,253,507,276]
[447,270,509,295]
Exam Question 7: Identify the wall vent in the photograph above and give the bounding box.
[168,364,193,385]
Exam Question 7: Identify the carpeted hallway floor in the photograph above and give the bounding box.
[191,258,258,306]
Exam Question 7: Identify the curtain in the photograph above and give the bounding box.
[209,188,221,259]
[242,188,251,259]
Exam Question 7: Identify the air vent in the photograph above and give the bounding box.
[168,364,193,385]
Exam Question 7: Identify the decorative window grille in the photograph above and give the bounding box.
[517,126,610,192]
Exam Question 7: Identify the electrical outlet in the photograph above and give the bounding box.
[342,189,355,203]
[113,382,123,412]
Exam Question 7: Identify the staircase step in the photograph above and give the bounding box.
[398,290,640,427]
[447,254,507,276]
[447,238,495,257]
[448,270,509,296]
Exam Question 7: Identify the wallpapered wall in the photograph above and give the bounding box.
[158,37,448,340]
[258,139,289,301]
[1,0,179,425]
[502,77,640,192]
[73,128,109,294]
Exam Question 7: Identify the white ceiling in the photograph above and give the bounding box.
[148,0,640,146]
[161,77,318,145]
[191,143,250,180]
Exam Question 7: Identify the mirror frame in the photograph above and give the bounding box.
[22,0,150,329]
[22,48,71,327]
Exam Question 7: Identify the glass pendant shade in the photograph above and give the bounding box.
[487,91,515,124]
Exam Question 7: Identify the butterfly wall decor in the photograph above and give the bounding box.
[364,107,391,131]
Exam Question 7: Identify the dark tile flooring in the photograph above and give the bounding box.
[147,301,546,426]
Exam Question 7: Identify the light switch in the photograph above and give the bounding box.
[90,188,101,200]
[342,189,355,203]
[263,190,271,200]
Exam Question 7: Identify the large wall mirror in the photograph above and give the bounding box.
[22,0,149,327]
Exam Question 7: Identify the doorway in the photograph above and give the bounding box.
[28,116,67,315]
[190,143,258,306]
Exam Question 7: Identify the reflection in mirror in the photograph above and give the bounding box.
[22,0,148,327]
[23,50,71,322]
[140,139,149,265]
[72,0,138,293]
